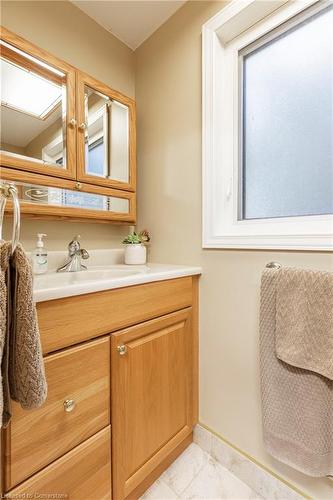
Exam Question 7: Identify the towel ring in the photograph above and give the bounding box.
[0,183,21,254]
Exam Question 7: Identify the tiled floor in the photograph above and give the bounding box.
[140,443,260,499]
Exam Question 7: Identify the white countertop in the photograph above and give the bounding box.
[33,262,201,302]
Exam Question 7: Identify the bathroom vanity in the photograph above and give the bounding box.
[0,23,200,500]
[1,265,200,499]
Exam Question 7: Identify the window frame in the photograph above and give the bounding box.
[202,0,333,250]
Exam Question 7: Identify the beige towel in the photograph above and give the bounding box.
[0,241,47,427]
[276,267,333,380]
[260,268,333,477]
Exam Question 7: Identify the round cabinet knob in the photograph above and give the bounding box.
[63,399,76,413]
[117,345,127,356]
[78,122,86,130]
[75,182,82,190]
[69,118,77,127]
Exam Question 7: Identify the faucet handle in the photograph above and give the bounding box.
[81,249,90,260]
[68,235,81,255]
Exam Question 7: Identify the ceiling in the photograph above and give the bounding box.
[71,1,186,50]
[1,105,62,148]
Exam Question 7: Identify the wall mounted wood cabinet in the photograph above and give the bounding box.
[0,27,136,223]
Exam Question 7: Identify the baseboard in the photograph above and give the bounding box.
[194,424,309,500]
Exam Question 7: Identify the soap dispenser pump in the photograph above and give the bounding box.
[32,233,48,275]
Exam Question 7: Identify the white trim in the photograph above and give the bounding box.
[42,134,63,164]
[202,0,333,251]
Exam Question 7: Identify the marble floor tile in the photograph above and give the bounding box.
[211,434,256,490]
[141,478,179,500]
[181,457,260,500]
[140,433,301,500]
[161,443,209,496]
[210,431,302,500]
[140,447,259,500]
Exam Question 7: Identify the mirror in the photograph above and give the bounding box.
[84,85,129,183]
[12,180,130,213]
[0,40,67,168]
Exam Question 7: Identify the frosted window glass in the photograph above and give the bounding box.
[241,6,333,220]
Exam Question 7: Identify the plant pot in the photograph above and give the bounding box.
[124,243,147,265]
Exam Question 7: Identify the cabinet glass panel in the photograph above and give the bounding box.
[0,40,67,168]
[84,86,129,183]
[12,180,129,213]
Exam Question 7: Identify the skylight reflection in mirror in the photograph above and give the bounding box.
[1,59,62,119]
[0,39,67,168]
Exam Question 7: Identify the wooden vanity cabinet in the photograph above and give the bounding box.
[0,276,199,500]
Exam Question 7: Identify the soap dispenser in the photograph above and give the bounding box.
[32,233,48,275]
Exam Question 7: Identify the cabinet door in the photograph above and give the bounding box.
[111,308,193,500]
[0,28,76,180]
[76,71,136,192]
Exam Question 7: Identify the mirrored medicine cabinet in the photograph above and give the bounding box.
[0,27,136,223]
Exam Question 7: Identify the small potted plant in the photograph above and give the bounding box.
[123,230,150,265]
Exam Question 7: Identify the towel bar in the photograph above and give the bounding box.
[266,262,282,269]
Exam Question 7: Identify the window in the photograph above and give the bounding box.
[88,137,105,175]
[202,0,333,250]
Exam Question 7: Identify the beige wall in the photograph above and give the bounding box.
[1,0,135,249]
[0,143,25,156]
[135,2,333,498]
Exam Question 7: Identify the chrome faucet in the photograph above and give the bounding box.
[57,235,90,273]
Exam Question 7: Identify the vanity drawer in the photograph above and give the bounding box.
[4,336,110,489]
[37,277,193,353]
[7,427,112,500]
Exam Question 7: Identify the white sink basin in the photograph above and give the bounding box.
[33,259,201,303]
[34,265,148,288]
